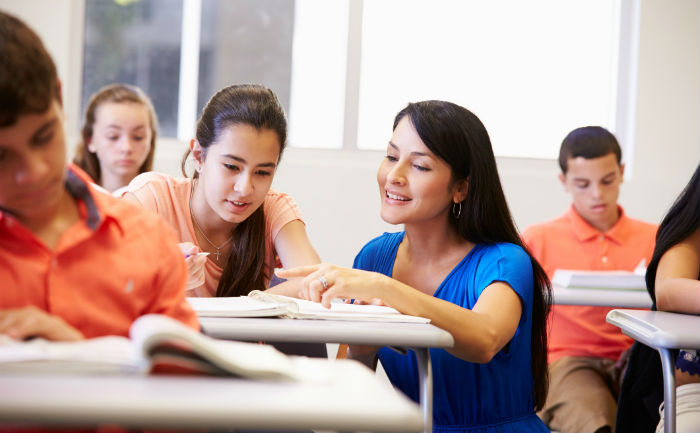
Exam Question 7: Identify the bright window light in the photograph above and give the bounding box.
[288,0,349,149]
[356,0,619,158]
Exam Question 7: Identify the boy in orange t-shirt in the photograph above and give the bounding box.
[0,11,198,340]
[522,126,657,433]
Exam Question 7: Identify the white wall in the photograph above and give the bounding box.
[2,0,698,267]
[0,0,84,147]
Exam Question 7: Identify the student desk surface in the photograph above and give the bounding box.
[606,309,700,433]
[553,286,652,308]
[199,317,455,433]
[0,359,423,432]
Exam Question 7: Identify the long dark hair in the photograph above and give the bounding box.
[182,84,288,297]
[645,163,700,303]
[73,83,158,184]
[393,100,552,411]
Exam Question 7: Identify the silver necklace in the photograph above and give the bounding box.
[189,184,233,262]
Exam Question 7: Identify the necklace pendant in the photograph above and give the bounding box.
[214,249,221,261]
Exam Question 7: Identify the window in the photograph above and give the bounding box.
[355,0,620,158]
[82,0,295,139]
[83,0,183,137]
[82,0,622,159]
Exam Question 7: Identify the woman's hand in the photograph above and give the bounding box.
[0,306,84,341]
[276,263,389,308]
[178,242,208,291]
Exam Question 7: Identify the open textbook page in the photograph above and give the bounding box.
[188,292,430,323]
[0,315,305,378]
[186,295,287,318]
[552,269,647,291]
[249,291,431,323]
[0,334,139,374]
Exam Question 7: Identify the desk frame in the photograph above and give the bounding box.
[199,316,454,433]
[606,309,700,433]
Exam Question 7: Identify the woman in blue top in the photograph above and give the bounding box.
[278,100,552,432]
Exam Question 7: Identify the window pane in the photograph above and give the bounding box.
[82,0,183,137]
[287,0,349,149]
[197,0,295,117]
[356,0,619,158]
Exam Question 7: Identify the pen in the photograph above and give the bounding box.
[185,252,210,259]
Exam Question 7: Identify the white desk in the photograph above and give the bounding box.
[200,317,455,433]
[553,286,652,308]
[606,309,700,433]
[0,359,423,432]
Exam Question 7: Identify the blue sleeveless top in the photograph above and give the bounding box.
[354,232,549,433]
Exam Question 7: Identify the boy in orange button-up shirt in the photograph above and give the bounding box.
[522,126,657,433]
[0,11,199,340]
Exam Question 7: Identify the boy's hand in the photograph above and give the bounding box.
[0,306,84,341]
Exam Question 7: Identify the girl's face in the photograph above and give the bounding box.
[88,101,152,183]
[377,117,466,227]
[194,124,280,226]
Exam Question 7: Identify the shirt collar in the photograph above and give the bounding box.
[0,165,124,235]
[66,164,125,234]
[566,203,630,244]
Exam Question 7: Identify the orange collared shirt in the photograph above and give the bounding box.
[0,165,199,338]
[522,205,657,363]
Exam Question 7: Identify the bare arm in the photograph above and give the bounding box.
[655,228,700,314]
[383,278,522,363]
[266,220,321,297]
[277,264,522,363]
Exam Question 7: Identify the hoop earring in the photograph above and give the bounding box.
[452,201,462,219]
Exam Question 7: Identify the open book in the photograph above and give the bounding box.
[187,291,431,323]
[552,269,647,291]
[0,314,303,378]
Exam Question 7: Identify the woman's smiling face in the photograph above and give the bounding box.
[377,116,461,226]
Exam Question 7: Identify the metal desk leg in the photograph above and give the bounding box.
[658,348,676,433]
[414,348,433,433]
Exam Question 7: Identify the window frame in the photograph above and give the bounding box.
[67,0,639,166]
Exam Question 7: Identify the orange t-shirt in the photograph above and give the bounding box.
[522,205,657,363]
[0,165,199,338]
[124,172,304,297]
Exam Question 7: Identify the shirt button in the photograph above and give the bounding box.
[599,235,605,241]
[601,256,608,263]
[51,258,58,267]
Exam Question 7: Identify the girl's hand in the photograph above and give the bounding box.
[178,242,208,291]
[0,306,84,341]
[276,263,389,308]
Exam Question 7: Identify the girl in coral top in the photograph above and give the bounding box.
[123,84,320,298]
